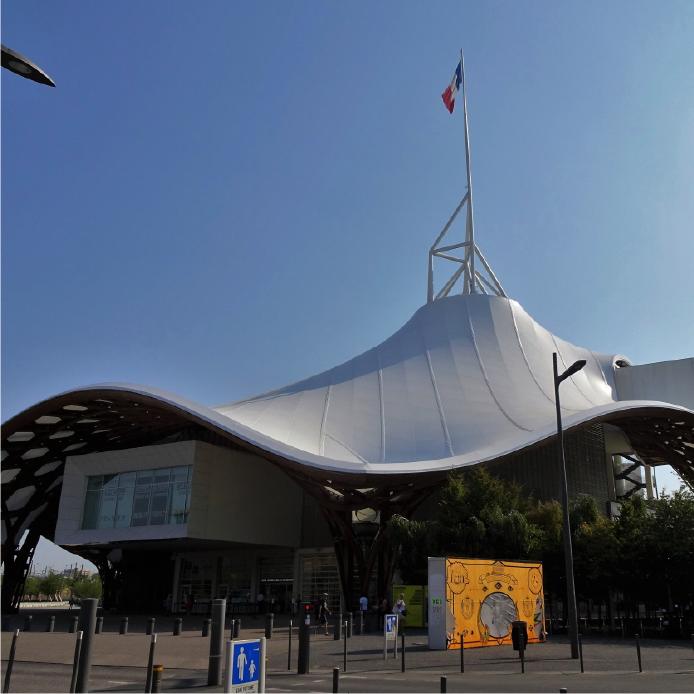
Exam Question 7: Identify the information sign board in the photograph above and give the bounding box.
[383,614,398,659]
[229,639,261,693]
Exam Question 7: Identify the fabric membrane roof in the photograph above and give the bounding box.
[2,294,693,556]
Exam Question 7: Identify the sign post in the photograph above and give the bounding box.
[226,638,264,693]
[384,614,397,659]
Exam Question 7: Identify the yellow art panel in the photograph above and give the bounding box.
[445,559,545,649]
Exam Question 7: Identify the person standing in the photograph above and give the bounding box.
[319,593,332,635]
[257,591,265,616]
[393,593,407,634]
[359,594,368,612]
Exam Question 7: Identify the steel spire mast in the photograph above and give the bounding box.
[427,52,506,302]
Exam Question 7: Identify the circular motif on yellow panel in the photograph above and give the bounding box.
[447,561,469,594]
[528,567,542,595]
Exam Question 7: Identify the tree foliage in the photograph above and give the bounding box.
[388,468,694,614]
[38,571,65,600]
[68,572,103,600]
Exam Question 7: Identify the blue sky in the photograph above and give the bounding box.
[3,1,692,572]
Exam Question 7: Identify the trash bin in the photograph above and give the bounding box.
[511,621,528,651]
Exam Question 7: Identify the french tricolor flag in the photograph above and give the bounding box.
[442,61,462,114]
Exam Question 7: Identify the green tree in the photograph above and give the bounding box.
[69,573,102,600]
[23,576,41,599]
[388,468,540,581]
[38,571,64,600]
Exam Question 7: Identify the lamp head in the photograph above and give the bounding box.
[557,359,587,384]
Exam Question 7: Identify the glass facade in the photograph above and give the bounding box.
[301,553,340,613]
[218,556,253,604]
[82,465,192,530]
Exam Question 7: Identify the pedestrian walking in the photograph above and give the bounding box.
[320,593,332,635]
[393,593,407,634]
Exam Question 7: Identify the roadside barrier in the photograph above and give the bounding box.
[45,615,55,632]
[173,618,182,636]
[332,667,339,693]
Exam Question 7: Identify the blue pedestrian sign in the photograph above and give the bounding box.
[230,639,261,693]
[385,614,397,639]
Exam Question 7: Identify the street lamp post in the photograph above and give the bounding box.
[553,352,586,660]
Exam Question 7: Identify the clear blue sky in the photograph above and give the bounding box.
[3,1,692,573]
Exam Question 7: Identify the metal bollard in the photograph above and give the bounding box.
[298,617,310,674]
[346,612,353,638]
[334,613,342,641]
[3,629,19,694]
[635,634,642,672]
[145,633,157,693]
[151,665,163,693]
[23,615,33,631]
[359,610,364,636]
[120,617,129,634]
[559,689,568,693]
[46,615,55,632]
[146,617,155,635]
[401,633,406,672]
[440,675,447,693]
[265,612,274,639]
[69,615,79,633]
[691,633,693,654]
[75,598,98,694]
[95,616,103,634]
[288,620,292,671]
[202,618,211,637]
[207,599,226,686]
[69,631,83,694]
[578,634,584,673]
[621,618,625,638]
[333,667,339,693]
[520,631,525,673]
[343,622,348,671]
[233,618,241,638]
[1,616,10,632]
[460,633,465,673]
[173,617,182,635]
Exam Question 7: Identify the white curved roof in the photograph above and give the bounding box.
[213,294,627,467]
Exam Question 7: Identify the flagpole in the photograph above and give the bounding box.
[460,48,476,293]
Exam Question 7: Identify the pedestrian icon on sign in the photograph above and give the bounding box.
[237,647,247,680]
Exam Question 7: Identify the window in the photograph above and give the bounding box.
[81,465,192,530]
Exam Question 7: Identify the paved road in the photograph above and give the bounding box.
[2,660,693,693]
[2,610,692,692]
